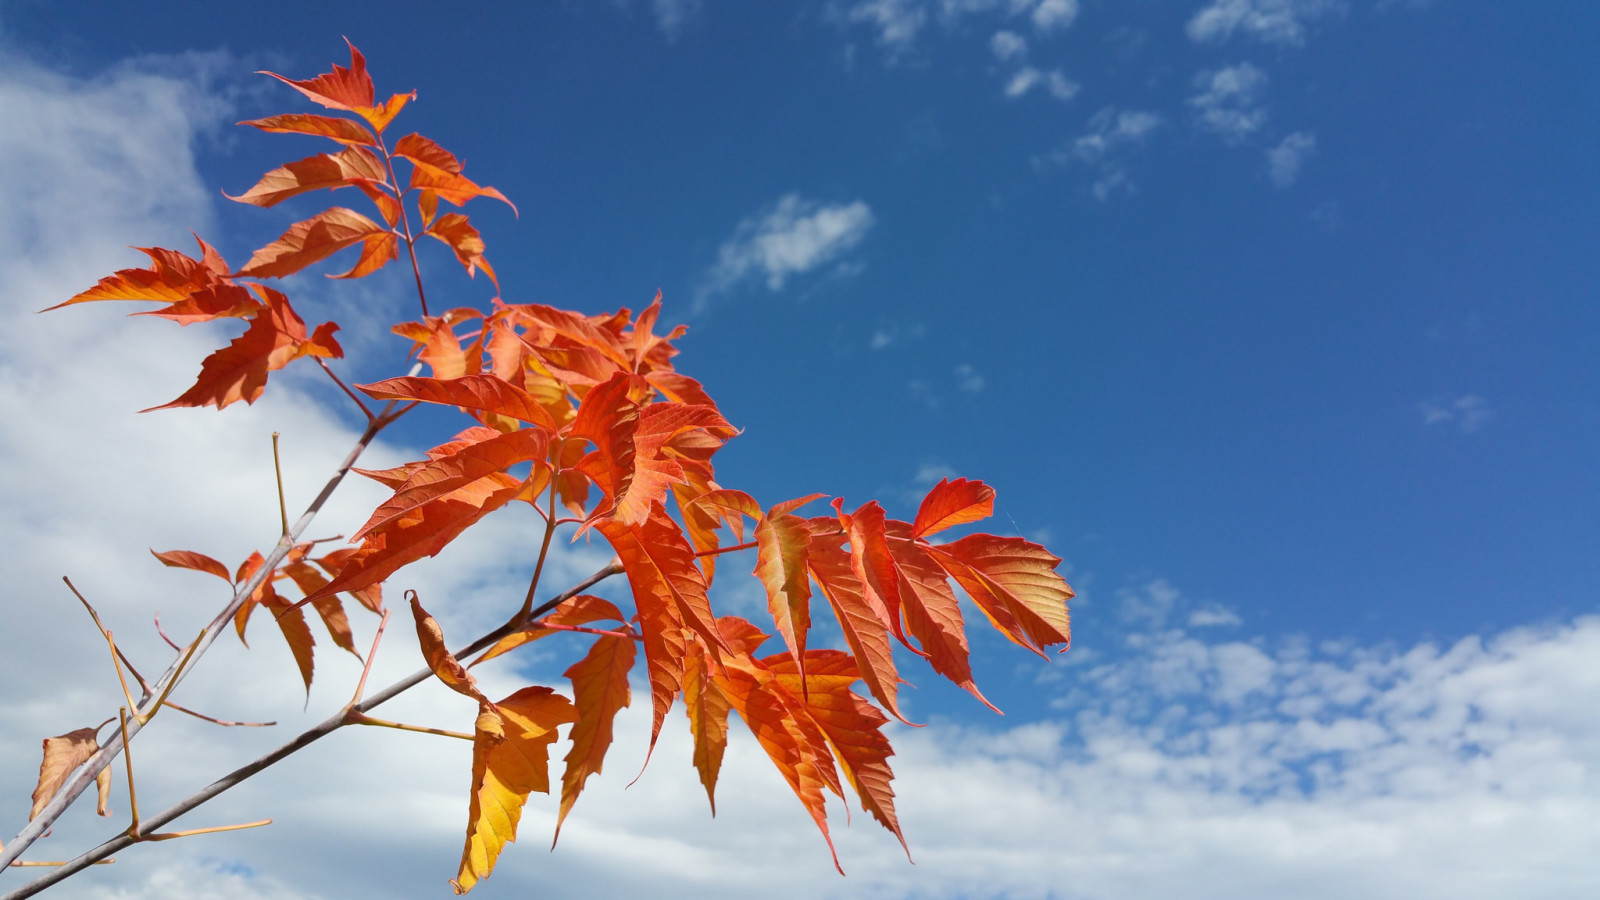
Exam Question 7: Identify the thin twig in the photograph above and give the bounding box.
[349,609,392,706]
[517,455,563,619]
[377,143,431,318]
[152,613,182,652]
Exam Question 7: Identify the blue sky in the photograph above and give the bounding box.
[2,2,1599,898]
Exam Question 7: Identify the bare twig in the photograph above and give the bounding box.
[2,559,624,898]
[0,408,397,872]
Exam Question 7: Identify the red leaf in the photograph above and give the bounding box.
[150,549,232,584]
[910,477,995,539]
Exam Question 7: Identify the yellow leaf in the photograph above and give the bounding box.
[451,687,576,894]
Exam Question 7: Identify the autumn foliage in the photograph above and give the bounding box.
[9,42,1072,892]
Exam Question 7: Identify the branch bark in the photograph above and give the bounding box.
[2,559,623,898]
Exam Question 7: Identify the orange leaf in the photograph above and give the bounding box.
[328,231,400,279]
[260,40,414,133]
[144,287,339,411]
[225,146,388,208]
[239,112,376,146]
[279,558,362,658]
[150,549,232,584]
[682,637,731,814]
[886,527,997,712]
[45,239,231,312]
[235,207,390,279]
[754,509,813,681]
[353,428,548,542]
[600,504,728,658]
[910,477,995,539]
[261,584,316,695]
[715,655,844,873]
[926,535,1073,656]
[425,213,498,288]
[30,728,100,820]
[307,474,525,605]
[837,500,914,652]
[806,524,914,725]
[394,132,462,173]
[311,548,383,613]
[358,374,558,430]
[410,595,489,704]
[452,686,576,894]
[553,633,635,844]
[473,595,625,667]
[764,651,908,857]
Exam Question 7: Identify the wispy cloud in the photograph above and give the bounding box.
[1189,62,1269,141]
[1045,107,1161,199]
[651,0,704,40]
[696,194,875,311]
[1030,0,1079,33]
[845,0,929,57]
[989,29,1027,62]
[1005,66,1079,101]
[1266,130,1317,186]
[954,363,985,393]
[1186,0,1344,47]
[1418,394,1492,433]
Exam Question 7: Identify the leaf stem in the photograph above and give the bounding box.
[517,457,563,620]
[348,608,392,706]
[345,713,472,742]
[315,358,374,420]
[697,540,757,558]
[377,142,431,317]
[272,433,289,538]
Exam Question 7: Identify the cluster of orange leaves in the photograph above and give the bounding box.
[35,42,1073,892]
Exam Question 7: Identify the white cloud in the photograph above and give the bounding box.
[696,194,875,310]
[1030,0,1079,32]
[1186,0,1344,47]
[1189,62,1270,140]
[1267,130,1318,186]
[1418,394,1493,433]
[989,29,1028,61]
[954,363,985,393]
[1004,66,1079,101]
[651,0,704,40]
